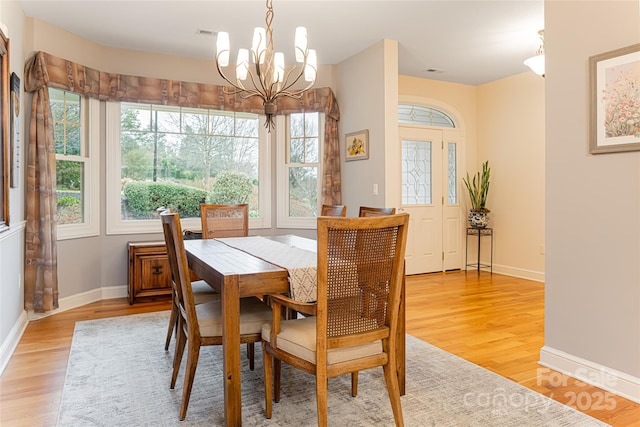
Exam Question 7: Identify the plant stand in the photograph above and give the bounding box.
[465,227,493,273]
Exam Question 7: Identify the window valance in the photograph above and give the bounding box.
[24,51,340,121]
[22,50,341,313]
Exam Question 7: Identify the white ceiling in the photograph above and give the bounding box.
[17,0,544,86]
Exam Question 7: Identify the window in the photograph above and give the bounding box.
[398,104,455,128]
[447,142,458,204]
[50,88,99,239]
[106,102,270,234]
[402,139,432,205]
[276,112,323,229]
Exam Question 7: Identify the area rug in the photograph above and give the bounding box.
[57,311,608,426]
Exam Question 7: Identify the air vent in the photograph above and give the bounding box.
[423,68,446,74]
[196,29,215,36]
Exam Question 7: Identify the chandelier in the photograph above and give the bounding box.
[524,30,545,77]
[215,0,317,131]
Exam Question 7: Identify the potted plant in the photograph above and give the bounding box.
[463,160,491,228]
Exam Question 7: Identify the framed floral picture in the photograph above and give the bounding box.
[345,129,369,161]
[589,43,640,154]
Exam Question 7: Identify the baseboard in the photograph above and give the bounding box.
[27,285,128,321]
[539,345,640,403]
[491,263,544,282]
[0,310,28,376]
[100,285,129,301]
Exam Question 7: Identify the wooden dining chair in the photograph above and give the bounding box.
[261,213,409,426]
[164,208,219,352]
[165,203,250,351]
[199,203,260,365]
[320,204,347,217]
[159,207,211,352]
[358,206,396,217]
[200,203,249,239]
[164,278,219,351]
[160,211,272,421]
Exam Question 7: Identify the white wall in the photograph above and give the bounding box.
[542,0,640,402]
[478,72,545,280]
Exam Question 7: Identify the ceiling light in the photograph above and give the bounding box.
[524,30,545,77]
[215,0,317,131]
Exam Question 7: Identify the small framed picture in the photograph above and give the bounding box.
[10,72,20,188]
[589,43,640,154]
[345,129,369,161]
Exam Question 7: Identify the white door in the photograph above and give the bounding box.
[400,126,462,274]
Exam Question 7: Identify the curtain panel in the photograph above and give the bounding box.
[23,51,341,312]
[23,53,58,312]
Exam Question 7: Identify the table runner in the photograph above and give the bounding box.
[216,236,318,302]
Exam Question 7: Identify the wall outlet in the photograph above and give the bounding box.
[373,183,378,196]
[539,244,545,255]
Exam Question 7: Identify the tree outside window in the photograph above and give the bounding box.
[287,112,320,217]
[119,103,260,219]
[51,89,84,225]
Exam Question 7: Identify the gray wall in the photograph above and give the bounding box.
[0,0,27,372]
[543,0,640,391]
[336,40,398,217]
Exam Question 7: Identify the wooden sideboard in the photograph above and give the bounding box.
[128,241,172,304]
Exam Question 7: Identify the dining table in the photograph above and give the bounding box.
[183,235,406,427]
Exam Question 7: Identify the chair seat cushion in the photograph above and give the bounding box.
[262,316,383,364]
[197,297,272,337]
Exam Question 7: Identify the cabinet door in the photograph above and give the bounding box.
[128,242,173,304]
[138,254,171,291]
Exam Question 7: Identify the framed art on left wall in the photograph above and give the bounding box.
[0,28,9,232]
[10,72,19,188]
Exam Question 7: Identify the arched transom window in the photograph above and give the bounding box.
[398,104,455,128]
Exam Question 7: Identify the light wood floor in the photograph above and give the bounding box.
[1,271,639,426]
